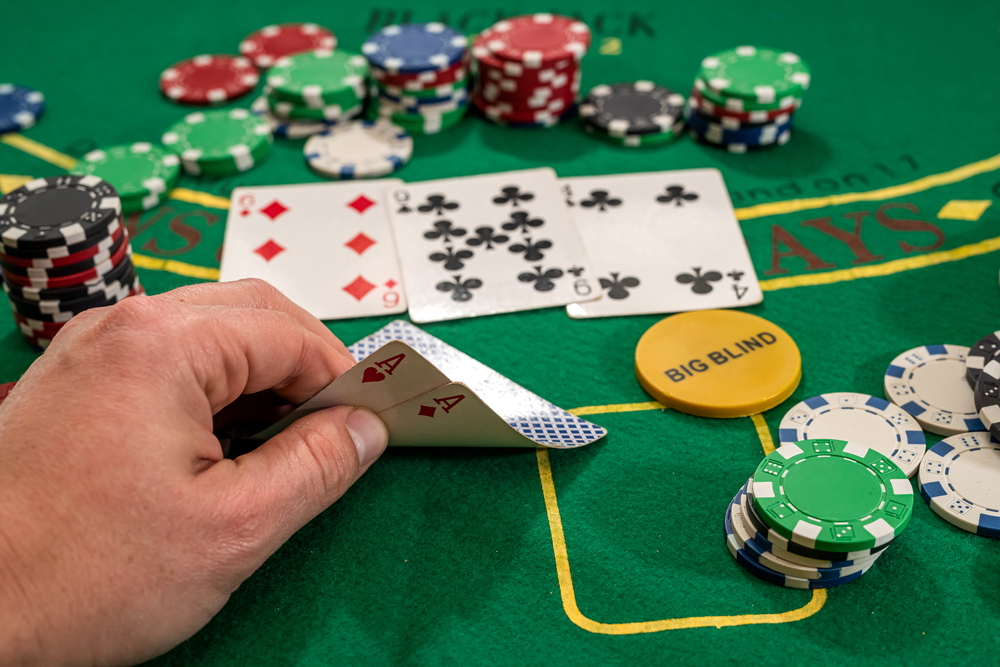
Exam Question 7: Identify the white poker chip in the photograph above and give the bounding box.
[883,344,985,436]
[918,431,1000,537]
[303,120,413,179]
[778,392,926,478]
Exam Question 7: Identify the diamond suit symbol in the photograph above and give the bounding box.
[254,239,285,262]
[343,276,376,301]
[260,200,288,220]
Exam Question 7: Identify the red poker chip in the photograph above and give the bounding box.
[688,86,802,123]
[478,75,577,105]
[472,95,574,125]
[472,40,577,80]
[239,23,337,69]
[0,225,124,268]
[2,242,130,289]
[159,54,260,105]
[370,53,470,89]
[479,14,591,67]
[13,313,65,333]
[0,230,126,278]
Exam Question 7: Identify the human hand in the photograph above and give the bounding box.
[0,279,387,666]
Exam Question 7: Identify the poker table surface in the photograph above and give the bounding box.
[4,0,1000,664]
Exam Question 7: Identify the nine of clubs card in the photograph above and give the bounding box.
[386,168,599,323]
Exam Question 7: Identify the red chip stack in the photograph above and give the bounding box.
[472,14,590,127]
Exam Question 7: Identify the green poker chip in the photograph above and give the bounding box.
[698,46,810,104]
[365,99,467,135]
[161,108,272,176]
[266,92,363,122]
[266,50,368,109]
[376,77,470,103]
[70,142,181,201]
[694,78,802,113]
[750,438,913,553]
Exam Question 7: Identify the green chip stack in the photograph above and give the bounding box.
[723,438,913,589]
[687,46,810,153]
[262,49,368,131]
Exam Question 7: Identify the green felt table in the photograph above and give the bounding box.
[4,0,1000,664]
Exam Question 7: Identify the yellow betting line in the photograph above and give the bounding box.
[1,134,78,170]
[759,233,1000,291]
[536,413,824,634]
[735,151,1000,220]
[131,253,220,281]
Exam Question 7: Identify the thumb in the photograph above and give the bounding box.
[232,406,388,535]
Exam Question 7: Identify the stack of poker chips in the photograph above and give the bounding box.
[687,46,810,153]
[578,81,685,147]
[362,23,470,135]
[724,438,911,589]
[0,176,142,350]
[254,49,367,140]
[471,14,589,128]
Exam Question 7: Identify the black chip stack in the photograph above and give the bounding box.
[0,175,142,350]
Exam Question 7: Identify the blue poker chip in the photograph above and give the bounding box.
[725,489,871,589]
[686,103,792,147]
[0,84,45,134]
[362,23,468,74]
[727,482,878,580]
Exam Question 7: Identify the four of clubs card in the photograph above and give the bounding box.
[387,168,599,323]
[561,169,762,318]
[219,180,406,321]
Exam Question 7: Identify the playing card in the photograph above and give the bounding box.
[219,180,407,321]
[347,320,607,448]
[386,168,599,323]
[251,320,607,449]
[561,169,763,318]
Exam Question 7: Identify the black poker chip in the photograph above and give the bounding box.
[3,254,134,302]
[967,331,1000,388]
[4,267,138,321]
[0,216,122,260]
[578,81,685,136]
[0,229,126,279]
[0,175,121,251]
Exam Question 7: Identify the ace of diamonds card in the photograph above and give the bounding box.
[219,180,406,320]
[561,169,763,318]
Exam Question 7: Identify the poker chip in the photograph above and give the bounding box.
[480,14,591,67]
[2,242,131,289]
[471,16,587,128]
[736,484,881,569]
[0,230,126,278]
[159,55,260,105]
[161,109,272,176]
[363,24,470,134]
[362,23,467,74]
[303,120,413,179]
[266,50,368,109]
[692,78,800,113]
[0,84,45,134]
[689,85,799,123]
[250,95,344,139]
[975,356,1000,440]
[884,344,985,436]
[69,143,180,214]
[917,432,1000,538]
[966,330,1000,388]
[0,176,139,347]
[751,438,913,552]
[0,224,123,268]
[583,123,680,148]
[239,23,337,69]
[726,484,876,584]
[777,392,926,478]
[699,46,810,104]
[0,176,120,251]
[579,81,685,136]
[686,104,793,150]
[268,96,362,122]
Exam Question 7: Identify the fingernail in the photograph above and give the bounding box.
[346,408,388,468]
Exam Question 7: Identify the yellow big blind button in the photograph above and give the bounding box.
[634,310,801,418]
